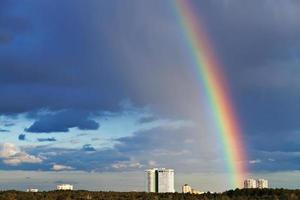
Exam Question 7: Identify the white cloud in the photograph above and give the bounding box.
[148,160,157,167]
[249,159,261,164]
[111,161,143,170]
[0,143,42,166]
[52,164,74,171]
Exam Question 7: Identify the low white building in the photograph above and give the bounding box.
[182,184,204,194]
[182,184,192,193]
[191,189,204,194]
[56,184,73,190]
[26,188,38,192]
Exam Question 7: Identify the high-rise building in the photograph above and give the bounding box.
[145,169,156,193]
[56,184,73,190]
[244,179,257,188]
[257,179,268,189]
[244,179,269,189]
[145,168,175,193]
[182,184,192,193]
[157,168,175,193]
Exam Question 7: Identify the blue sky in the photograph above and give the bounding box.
[1,0,300,191]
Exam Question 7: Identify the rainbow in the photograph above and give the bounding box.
[173,0,247,188]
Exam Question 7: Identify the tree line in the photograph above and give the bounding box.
[0,188,299,200]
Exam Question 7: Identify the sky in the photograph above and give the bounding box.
[1,0,300,192]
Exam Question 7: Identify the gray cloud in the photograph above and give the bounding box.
[18,125,222,173]
[37,137,56,142]
[137,116,158,124]
[81,144,96,152]
[25,110,99,133]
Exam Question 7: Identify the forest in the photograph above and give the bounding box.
[0,189,299,200]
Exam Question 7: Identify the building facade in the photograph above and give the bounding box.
[257,179,268,189]
[56,184,73,190]
[244,179,268,189]
[145,169,156,192]
[145,168,175,193]
[182,184,204,194]
[182,184,192,193]
[244,179,257,188]
[26,188,38,192]
[191,189,204,194]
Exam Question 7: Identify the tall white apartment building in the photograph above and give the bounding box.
[145,168,175,193]
[145,169,156,192]
[157,168,175,193]
[56,184,73,190]
[244,179,257,188]
[244,179,269,189]
[257,179,268,189]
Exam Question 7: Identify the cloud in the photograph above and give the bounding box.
[52,164,74,171]
[137,116,157,124]
[37,137,56,142]
[18,134,26,141]
[249,159,261,164]
[111,160,143,170]
[248,150,300,172]
[247,130,300,152]
[0,129,9,132]
[0,143,42,166]
[11,123,200,172]
[24,146,129,172]
[4,123,14,127]
[81,144,96,152]
[0,2,30,45]
[25,110,99,133]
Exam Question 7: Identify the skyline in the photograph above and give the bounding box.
[1,0,300,192]
[0,170,299,192]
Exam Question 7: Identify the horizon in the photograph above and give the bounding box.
[1,0,300,192]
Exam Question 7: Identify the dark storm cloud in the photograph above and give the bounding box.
[0,1,30,45]
[189,1,300,166]
[246,130,300,153]
[37,137,56,142]
[1,0,300,174]
[25,110,99,133]
[0,1,127,115]
[192,0,300,69]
